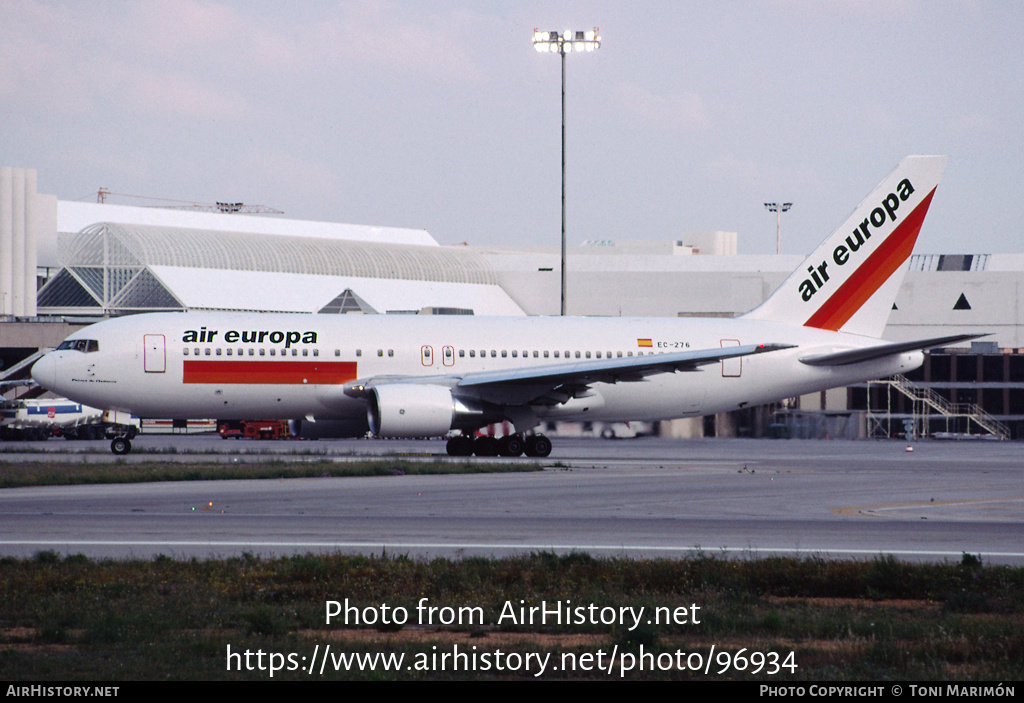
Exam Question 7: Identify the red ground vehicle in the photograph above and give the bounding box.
[217,420,293,440]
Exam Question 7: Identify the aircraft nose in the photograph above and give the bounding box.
[30,353,57,391]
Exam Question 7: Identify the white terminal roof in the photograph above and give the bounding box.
[41,220,524,316]
[57,202,438,246]
[40,201,438,273]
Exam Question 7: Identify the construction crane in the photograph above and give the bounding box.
[95,188,283,214]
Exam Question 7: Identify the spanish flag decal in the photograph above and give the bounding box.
[637,338,653,348]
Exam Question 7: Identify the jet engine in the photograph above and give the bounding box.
[367,384,501,437]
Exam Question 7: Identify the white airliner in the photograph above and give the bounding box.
[31,156,977,456]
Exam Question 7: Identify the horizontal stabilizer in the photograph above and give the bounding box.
[799,333,988,367]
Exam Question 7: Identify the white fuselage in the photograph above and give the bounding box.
[29,157,948,449]
[30,312,922,433]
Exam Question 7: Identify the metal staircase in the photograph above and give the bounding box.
[867,374,1010,440]
[0,350,46,399]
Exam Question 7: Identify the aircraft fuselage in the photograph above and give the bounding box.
[31,312,920,428]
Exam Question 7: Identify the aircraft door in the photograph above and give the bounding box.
[144,334,166,373]
[720,339,741,377]
[421,345,434,367]
[442,345,455,367]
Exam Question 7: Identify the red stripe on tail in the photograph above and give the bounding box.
[804,188,936,331]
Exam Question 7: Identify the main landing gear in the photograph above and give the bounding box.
[446,433,552,458]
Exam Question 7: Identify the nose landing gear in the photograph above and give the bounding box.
[110,436,132,455]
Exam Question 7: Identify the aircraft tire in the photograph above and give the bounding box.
[498,434,525,457]
[473,436,499,457]
[524,434,552,458]
[446,435,474,457]
[110,437,132,455]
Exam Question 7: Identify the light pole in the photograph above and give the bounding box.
[764,202,792,255]
[533,28,600,315]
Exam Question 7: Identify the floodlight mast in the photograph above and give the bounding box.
[533,29,601,315]
[764,201,793,255]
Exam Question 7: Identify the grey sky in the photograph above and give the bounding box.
[3,1,1022,256]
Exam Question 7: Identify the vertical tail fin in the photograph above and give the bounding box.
[743,155,947,338]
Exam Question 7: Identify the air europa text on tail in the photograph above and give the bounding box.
[798,178,916,302]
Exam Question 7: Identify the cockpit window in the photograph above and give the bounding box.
[56,339,99,353]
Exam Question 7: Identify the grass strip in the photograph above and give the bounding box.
[1,551,1021,680]
[0,458,541,489]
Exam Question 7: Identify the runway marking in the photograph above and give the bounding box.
[4,540,1024,560]
[832,496,1024,518]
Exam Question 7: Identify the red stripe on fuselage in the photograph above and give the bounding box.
[183,360,357,385]
[804,187,936,331]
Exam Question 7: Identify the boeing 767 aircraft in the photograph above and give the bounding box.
[31,156,976,456]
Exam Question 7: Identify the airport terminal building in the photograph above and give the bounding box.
[4,165,1024,438]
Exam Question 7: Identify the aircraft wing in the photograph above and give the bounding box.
[346,342,793,407]
[798,333,987,367]
[457,342,793,405]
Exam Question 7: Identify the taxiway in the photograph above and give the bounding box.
[0,437,1020,563]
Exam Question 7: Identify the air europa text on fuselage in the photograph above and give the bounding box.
[182,327,318,348]
[798,177,917,302]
